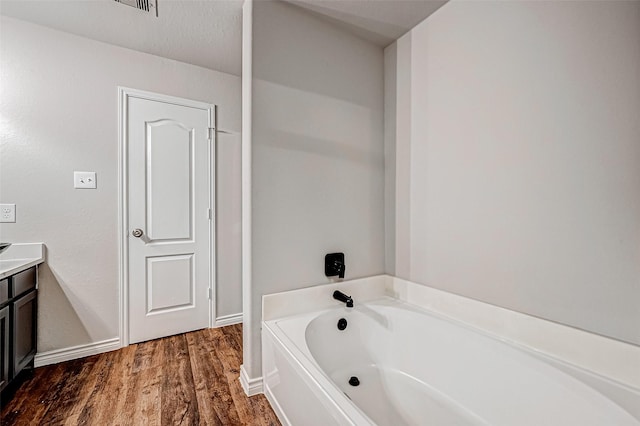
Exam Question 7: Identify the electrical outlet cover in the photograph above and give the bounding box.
[0,204,16,223]
[74,171,97,189]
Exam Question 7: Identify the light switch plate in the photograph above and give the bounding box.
[74,171,97,189]
[0,204,16,222]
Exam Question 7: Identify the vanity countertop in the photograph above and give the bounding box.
[0,243,45,280]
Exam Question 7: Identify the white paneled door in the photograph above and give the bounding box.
[125,90,214,344]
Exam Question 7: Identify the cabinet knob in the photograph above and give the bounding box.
[132,229,144,238]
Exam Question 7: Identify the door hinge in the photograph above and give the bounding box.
[207,208,212,220]
[208,127,215,141]
[208,288,212,300]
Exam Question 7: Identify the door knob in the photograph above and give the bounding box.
[132,228,144,238]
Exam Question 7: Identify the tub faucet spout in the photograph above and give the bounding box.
[333,290,354,308]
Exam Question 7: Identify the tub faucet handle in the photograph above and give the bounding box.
[334,260,345,279]
[325,253,346,279]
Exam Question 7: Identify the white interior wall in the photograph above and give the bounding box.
[388,0,640,345]
[0,16,242,352]
[245,0,385,379]
[216,134,243,319]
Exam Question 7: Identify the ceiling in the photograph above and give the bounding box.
[0,0,447,76]
[289,0,447,47]
[0,0,244,75]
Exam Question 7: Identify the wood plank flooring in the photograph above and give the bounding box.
[1,324,280,426]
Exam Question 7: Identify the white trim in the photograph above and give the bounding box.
[118,87,129,348]
[240,364,263,396]
[118,87,216,347]
[119,87,214,111]
[209,105,217,328]
[214,312,243,327]
[34,338,120,368]
[241,0,255,382]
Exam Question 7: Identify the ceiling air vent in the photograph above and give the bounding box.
[115,0,158,16]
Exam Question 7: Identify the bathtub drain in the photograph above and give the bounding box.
[348,376,360,386]
[337,318,348,330]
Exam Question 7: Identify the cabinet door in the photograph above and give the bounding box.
[12,291,36,376]
[0,305,9,391]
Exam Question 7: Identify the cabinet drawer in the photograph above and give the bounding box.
[0,279,8,305]
[11,267,36,298]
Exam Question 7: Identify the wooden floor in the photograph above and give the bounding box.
[1,324,280,426]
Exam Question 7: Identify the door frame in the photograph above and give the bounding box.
[118,87,216,347]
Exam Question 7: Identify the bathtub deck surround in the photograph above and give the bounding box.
[261,275,640,425]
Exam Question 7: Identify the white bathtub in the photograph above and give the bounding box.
[262,279,640,425]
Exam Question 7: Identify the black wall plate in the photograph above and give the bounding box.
[325,252,345,277]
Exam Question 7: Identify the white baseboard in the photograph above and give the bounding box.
[215,312,243,327]
[34,337,121,368]
[240,364,263,396]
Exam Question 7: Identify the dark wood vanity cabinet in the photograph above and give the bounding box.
[0,267,37,396]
